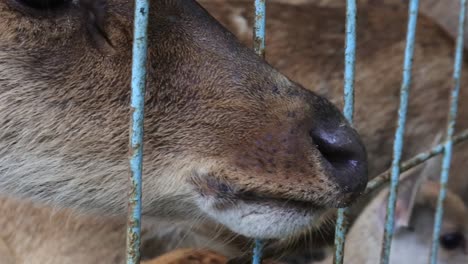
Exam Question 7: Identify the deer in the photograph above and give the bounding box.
[0,0,368,263]
[315,144,468,264]
[213,0,468,50]
[0,0,467,263]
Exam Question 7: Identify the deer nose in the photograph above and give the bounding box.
[310,121,368,200]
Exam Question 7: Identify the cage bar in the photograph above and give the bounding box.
[333,0,357,263]
[252,0,267,263]
[380,1,420,263]
[252,239,264,264]
[126,0,150,263]
[253,0,266,57]
[429,0,467,263]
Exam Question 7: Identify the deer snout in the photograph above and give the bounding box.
[310,120,368,205]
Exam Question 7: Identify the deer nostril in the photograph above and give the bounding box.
[310,124,368,196]
[311,129,358,168]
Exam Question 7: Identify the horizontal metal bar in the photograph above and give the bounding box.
[127,0,150,263]
[380,1,420,263]
[333,0,357,263]
[430,0,467,263]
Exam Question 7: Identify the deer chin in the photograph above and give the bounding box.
[194,193,326,239]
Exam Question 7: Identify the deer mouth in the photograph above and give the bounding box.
[191,176,329,239]
[232,190,324,211]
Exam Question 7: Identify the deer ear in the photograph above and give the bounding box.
[377,164,426,230]
[378,133,443,230]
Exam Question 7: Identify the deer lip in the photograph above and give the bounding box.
[191,175,325,211]
[192,175,330,239]
[198,185,324,212]
[232,191,324,211]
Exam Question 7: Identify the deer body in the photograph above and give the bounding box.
[317,164,468,264]
[0,196,249,264]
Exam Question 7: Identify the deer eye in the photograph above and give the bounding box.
[439,232,465,250]
[19,0,67,9]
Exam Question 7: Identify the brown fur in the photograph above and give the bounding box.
[213,0,468,50]
[0,0,369,262]
[0,0,365,214]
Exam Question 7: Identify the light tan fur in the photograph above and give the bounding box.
[142,249,228,264]
[317,159,468,264]
[0,196,252,264]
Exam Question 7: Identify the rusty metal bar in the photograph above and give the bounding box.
[252,1,266,262]
[253,0,266,57]
[429,0,467,263]
[126,0,150,263]
[380,1,420,263]
[333,0,357,263]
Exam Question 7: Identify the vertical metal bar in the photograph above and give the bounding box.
[252,239,264,264]
[253,0,266,57]
[429,1,467,263]
[380,1,419,263]
[342,0,357,123]
[126,0,150,263]
[333,1,357,263]
[252,1,266,262]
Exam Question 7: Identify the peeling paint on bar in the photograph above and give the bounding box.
[126,0,150,264]
[333,1,357,263]
[429,0,467,263]
[252,0,266,261]
[380,1,420,263]
[254,0,266,57]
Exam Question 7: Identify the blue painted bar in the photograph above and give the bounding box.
[253,0,266,57]
[342,0,357,122]
[333,209,349,264]
[333,1,357,263]
[429,1,467,263]
[126,0,150,263]
[380,1,420,263]
[252,1,266,260]
[252,239,264,264]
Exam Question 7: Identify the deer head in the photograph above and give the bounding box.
[0,0,367,240]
